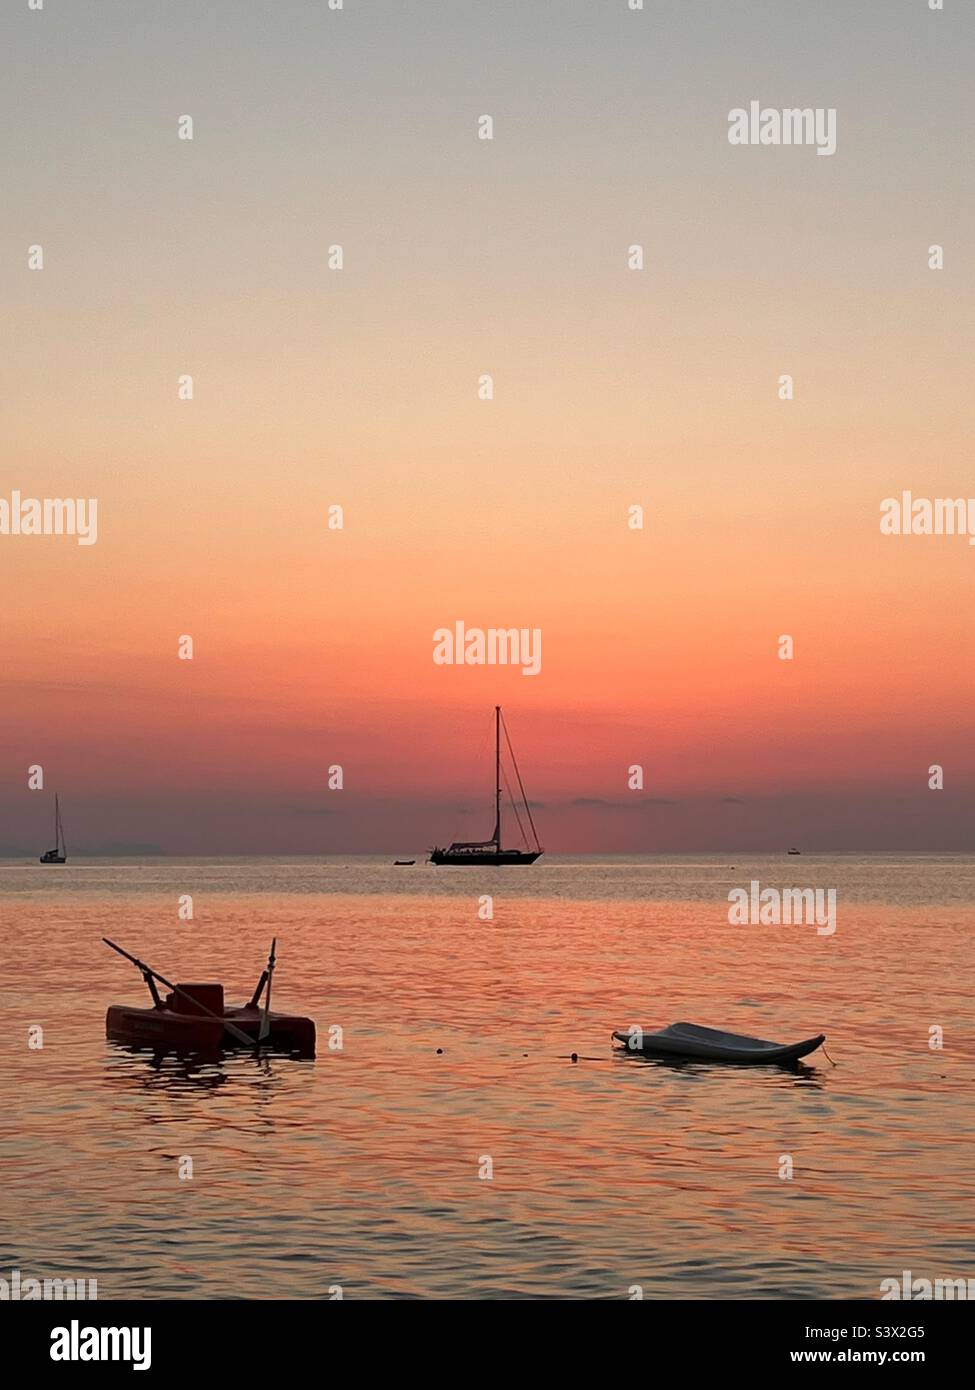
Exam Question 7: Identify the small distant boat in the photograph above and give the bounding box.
[788,847,801,855]
[103,937,315,1056]
[39,793,67,864]
[612,1022,826,1065]
[429,706,542,866]
[393,859,415,866]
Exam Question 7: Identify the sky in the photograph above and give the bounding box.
[2,0,973,853]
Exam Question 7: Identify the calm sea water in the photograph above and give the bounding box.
[2,854,973,1300]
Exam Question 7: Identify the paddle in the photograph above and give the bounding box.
[102,937,259,1050]
[259,938,276,1042]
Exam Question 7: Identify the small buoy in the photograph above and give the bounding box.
[570,1052,578,1063]
[436,1048,443,1055]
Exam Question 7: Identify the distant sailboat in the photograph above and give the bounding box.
[40,794,67,864]
[429,706,542,866]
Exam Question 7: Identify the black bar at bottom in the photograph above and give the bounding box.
[3,1297,968,1375]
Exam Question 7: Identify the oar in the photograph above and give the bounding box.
[259,938,276,1041]
[102,937,258,1051]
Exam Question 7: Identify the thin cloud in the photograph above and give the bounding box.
[571,797,677,809]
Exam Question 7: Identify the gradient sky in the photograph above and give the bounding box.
[2,0,973,852]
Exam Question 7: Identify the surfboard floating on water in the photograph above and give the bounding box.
[612,1022,826,1065]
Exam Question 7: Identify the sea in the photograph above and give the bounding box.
[2,854,972,1300]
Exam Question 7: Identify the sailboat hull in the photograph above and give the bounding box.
[429,848,541,866]
[39,852,66,864]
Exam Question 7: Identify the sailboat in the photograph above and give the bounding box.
[429,706,542,866]
[40,794,67,864]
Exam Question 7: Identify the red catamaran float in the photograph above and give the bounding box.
[103,937,315,1056]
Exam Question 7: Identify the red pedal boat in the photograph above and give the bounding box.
[103,938,315,1057]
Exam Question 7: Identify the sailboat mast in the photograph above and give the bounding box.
[495,705,501,850]
[55,794,60,854]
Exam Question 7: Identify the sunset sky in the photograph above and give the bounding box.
[2,0,973,853]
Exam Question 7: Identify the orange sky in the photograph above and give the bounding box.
[2,0,973,852]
